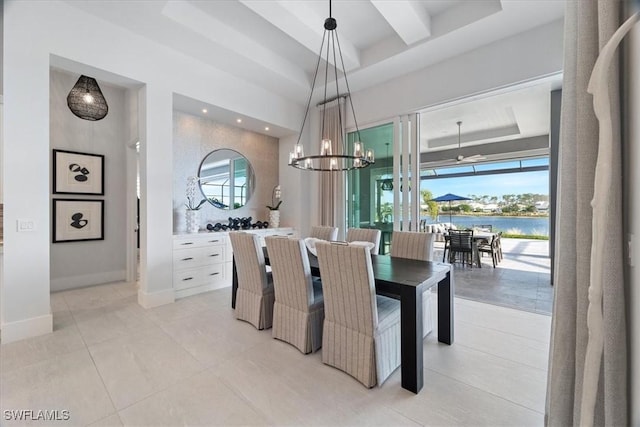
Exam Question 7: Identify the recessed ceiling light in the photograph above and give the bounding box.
[265,127,270,131]
[236,118,242,123]
[202,109,208,113]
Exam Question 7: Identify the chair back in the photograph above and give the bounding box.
[390,231,435,261]
[310,226,338,241]
[346,228,381,254]
[229,232,269,294]
[316,242,378,335]
[265,236,314,311]
[449,229,473,251]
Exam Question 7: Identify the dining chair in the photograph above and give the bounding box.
[346,228,381,255]
[310,225,338,241]
[448,229,474,266]
[477,234,499,267]
[315,241,401,388]
[229,231,275,330]
[390,230,435,337]
[496,231,504,261]
[265,236,324,354]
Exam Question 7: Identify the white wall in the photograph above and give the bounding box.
[173,111,279,233]
[49,69,128,291]
[627,7,640,424]
[2,0,304,342]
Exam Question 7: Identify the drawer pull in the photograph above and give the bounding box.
[182,257,194,261]
[209,254,220,257]
[209,272,220,276]
[180,242,194,246]
[209,239,219,243]
[183,277,193,281]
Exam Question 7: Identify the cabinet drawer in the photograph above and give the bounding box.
[201,263,225,283]
[173,246,226,269]
[173,264,226,291]
[173,269,201,291]
[173,247,205,269]
[200,245,225,263]
[173,235,227,250]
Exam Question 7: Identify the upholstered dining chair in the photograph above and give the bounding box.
[264,236,324,354]
[346,228,381,255]
[316,241,401,388]
[310,226,338,241]
[390,230,435,337]
[228,232,275,330]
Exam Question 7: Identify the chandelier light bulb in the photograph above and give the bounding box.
[320,139,332,156]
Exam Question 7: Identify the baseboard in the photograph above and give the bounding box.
[50,270,126,292]
[1,313,53,344]
[138,287,175,309]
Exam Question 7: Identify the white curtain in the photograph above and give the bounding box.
[319,100,345,229]
[546,1,631,426]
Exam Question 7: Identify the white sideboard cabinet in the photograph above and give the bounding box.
[172,227,296,299]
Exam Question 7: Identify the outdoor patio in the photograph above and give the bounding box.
[433,238,553,315]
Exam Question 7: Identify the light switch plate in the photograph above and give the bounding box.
[17,219,36,232]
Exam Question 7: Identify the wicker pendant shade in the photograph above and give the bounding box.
[67,75,109,121]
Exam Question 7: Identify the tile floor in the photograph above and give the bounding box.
[434,238,553,315]
[1,281,551,426]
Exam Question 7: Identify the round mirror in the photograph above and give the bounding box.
[198,149,255,210]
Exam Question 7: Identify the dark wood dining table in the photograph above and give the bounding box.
[231,250,454,394]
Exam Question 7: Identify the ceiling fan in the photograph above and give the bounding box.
[454,121,486,163]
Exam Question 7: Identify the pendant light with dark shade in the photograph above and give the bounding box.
[288,0,374,172]
[67,75,109,121]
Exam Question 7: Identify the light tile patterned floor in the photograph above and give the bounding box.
[1,283,551,426]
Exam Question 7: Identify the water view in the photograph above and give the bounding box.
[424,215,549,236]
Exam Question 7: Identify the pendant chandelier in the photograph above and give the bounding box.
[67,75,109,121]
[288,0,374,172]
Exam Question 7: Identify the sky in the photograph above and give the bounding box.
[421,170,549,200]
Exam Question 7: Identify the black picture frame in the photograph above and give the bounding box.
[53,149,105,195]
[52,199,105,243]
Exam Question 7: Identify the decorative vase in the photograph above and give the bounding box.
[186,210,200,233]
[269,210,280,228]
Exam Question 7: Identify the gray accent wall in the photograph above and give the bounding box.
[49,69,128,291]
[172,111,279,233]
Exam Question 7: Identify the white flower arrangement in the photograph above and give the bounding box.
[185,176,206,210]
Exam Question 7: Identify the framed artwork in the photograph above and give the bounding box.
[53,149,104,195]
[53,199,104,243]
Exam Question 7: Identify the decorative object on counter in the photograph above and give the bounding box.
[288,0,373,172]
[206,217,270,232]
[67,75,109,121]
[185,176,206,233]
[53,149,105,195]
[266,185,282,228]
[52,199,104,243]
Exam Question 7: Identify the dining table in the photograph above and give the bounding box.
[231,249,454,394]
[445,231,496,267]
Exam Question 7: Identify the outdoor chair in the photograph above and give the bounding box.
[478,234,500,268]
[448,229,474,266]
